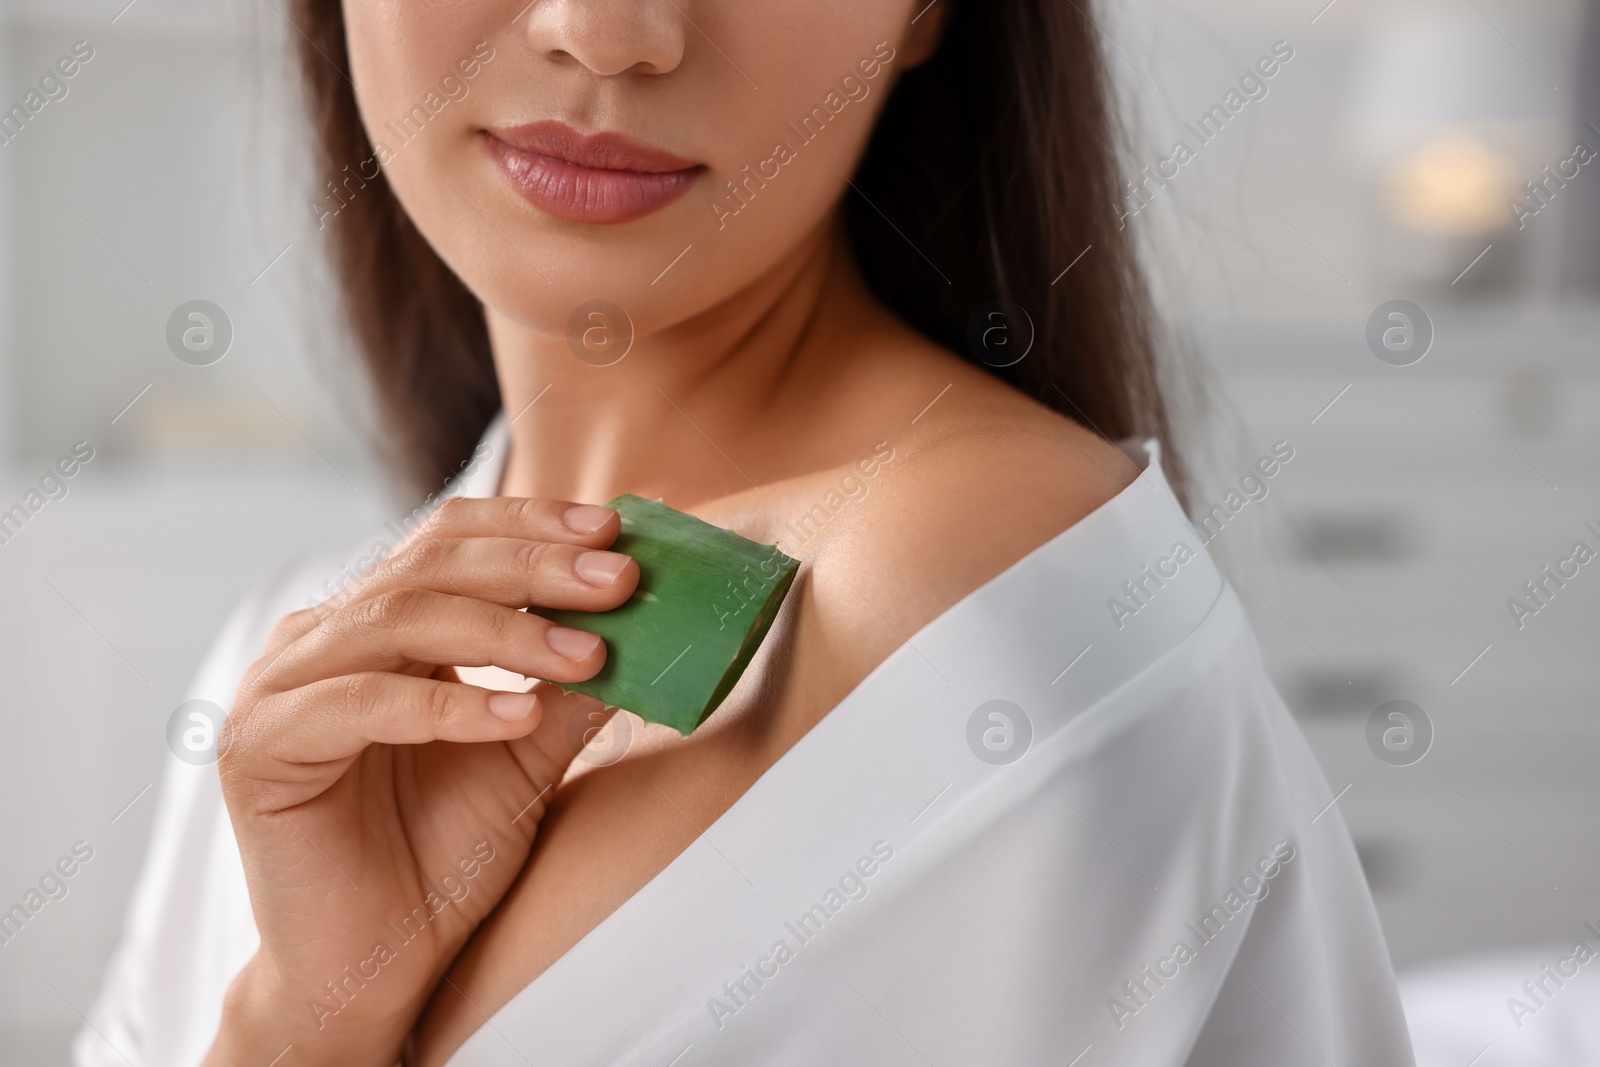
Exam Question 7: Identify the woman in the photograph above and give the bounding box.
[79,1,1413,1065]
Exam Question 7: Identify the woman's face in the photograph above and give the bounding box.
[341,0,942,341]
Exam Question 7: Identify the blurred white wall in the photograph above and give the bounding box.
[0,1,390,1059]
[0,0,1597,1063]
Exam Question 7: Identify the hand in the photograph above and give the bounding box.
[203,498,637,1067]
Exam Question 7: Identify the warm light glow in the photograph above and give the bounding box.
[1384,133,1520,236]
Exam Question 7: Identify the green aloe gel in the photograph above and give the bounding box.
[534,494,800,736]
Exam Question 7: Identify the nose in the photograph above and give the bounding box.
[522,0,687,77]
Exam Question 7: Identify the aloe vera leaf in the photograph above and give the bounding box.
[534,494,800,736]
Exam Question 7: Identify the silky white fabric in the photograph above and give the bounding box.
[77,416,1414,1066]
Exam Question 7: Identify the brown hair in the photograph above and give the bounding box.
[290,0,1184,499]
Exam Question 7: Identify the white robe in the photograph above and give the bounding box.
[76,416,1414,1066]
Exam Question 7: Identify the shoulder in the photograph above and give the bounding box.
[781,386,1141,717]
[859,410,1137,579]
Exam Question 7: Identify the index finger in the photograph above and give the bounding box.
[406,497,620,550]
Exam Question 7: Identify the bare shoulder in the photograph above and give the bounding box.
[773,383,1140,722]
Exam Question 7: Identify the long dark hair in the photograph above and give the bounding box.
[290,1,1184,500]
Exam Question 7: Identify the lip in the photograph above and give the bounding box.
[483,120,704,224]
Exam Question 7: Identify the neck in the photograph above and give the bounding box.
[491,219,865,507]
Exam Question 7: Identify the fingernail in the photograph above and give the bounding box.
[575,550,630,587]
[487,691,538,722]
[564,505,615,534]
[548,625,602,661]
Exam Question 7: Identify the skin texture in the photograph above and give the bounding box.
[207,3,1139,1065]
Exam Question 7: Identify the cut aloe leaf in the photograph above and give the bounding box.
[534,494,800,736]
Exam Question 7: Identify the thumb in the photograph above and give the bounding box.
[507,680,625,799]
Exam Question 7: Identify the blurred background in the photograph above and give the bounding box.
[0,0,1596,1062]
